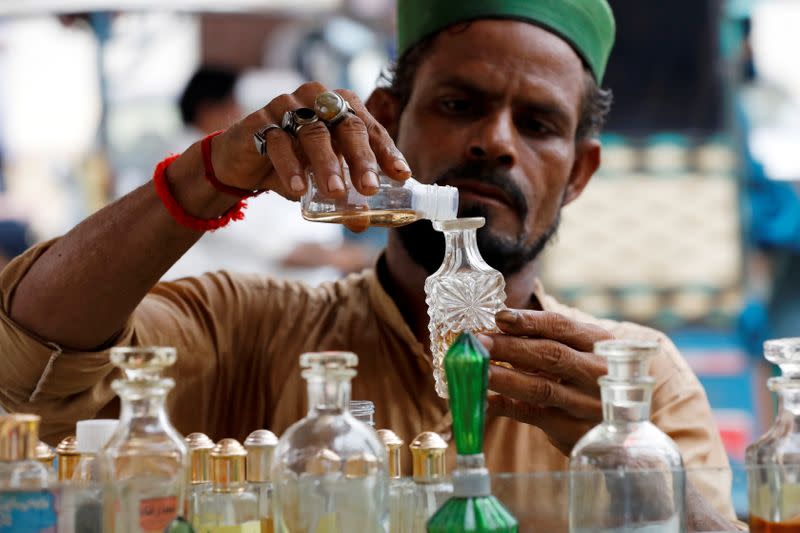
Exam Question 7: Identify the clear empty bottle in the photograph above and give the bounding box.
[271,351,388,532]
[569,340,685,533]
[424,217,506,398]
[747,338,800,531]
[426,333,518,533]
[378,429,415,533]
[99,346,189,532]
[410,431,452,530]
[185,432,214,527]
[195,438,259,531]
[244,429,278,533]
[301,168,458,230]
[0,414,57,531]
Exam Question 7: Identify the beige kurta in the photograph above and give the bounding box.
[0,240,736,522]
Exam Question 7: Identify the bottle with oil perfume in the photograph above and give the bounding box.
[244,429,278,533]
[424,218,506,398]
[378,429,414,533]
[195,439,259,532]
[56,436,80,482]
[0,414,57,532]
[34,442,55,474]
[99,346,189,532]
[186,433,214,526]
[410,432,452,530]
[426,333,518,533]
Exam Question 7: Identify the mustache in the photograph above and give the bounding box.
[431,163,529,220]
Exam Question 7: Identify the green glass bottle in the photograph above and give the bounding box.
[427,332,518,533]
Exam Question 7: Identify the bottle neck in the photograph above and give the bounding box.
[771,379,800,432]
[306,376,351,415]
[600,377,654,424]
[115,379,173,423]
[441,229,489,272]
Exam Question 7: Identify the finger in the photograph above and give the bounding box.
[336,89,412,182]
[329,113,380,195]
[488,365,602,420]
[264,128,306,198]
[295,121,346,197]
[480,335,606,390]
[495,309,613,352]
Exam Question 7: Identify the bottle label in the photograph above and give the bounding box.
[139,495,179,532]
[0,491,57,532]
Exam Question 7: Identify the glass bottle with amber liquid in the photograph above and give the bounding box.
[244,429,278,533]
[195,439,259,531]
[99,346,189,532]
[186,433,214,527]
[425,217,506,398]
[747,338,800,532]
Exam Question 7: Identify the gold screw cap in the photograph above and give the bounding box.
[186,433,214,484]
[377,429,404,479]
[55,435,80,481]
[211,438,247,491]
[410,431,448,484]
[244,429,278,483]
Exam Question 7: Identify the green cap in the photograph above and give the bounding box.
[444,332,490,455]
[397,0,616,82]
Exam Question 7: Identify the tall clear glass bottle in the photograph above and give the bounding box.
[411,431,452,530]
[56,436,80,482]
[425,217,506,398]
[244,429,278,533]
[301,168,458,229]
[271,351,388,532]
[195,438,259,531]
[427,333,518,533]
[186,433,214,527]
[0,414,57,531]
[569,340,685,532]
[99,346,189,532]
[747,337,800,531]
[378,429,414,533]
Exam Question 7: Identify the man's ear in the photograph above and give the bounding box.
[365,88,401,140]
[563,138,601,206]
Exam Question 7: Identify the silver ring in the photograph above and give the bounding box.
[253,124,282,156]
[314,91,355,126]
[281,107,319,135]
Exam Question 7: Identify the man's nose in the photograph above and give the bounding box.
[465,109,517,168]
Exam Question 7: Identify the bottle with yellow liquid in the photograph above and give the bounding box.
[424,217,506,398]
[301,167,458,230]
[244,429,278,533]
[56,436,80,482]
[378,429,415,533]
[186,433,214,526]
[195,439,260,532]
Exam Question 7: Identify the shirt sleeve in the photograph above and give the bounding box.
[0,238,287,444]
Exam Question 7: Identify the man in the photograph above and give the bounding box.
[0,1,737,528]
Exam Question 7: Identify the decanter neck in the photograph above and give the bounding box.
[600,377,654,424]
[114,378,173,422]
[770,379,800,430]
[306,375,352,415]
[442,228,488,271]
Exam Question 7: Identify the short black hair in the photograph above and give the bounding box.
[380,28,613,140]
[179,67,239,126]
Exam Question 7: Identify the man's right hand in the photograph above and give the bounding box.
[206,82,412,201]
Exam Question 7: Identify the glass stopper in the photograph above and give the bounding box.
[444,332,489,456]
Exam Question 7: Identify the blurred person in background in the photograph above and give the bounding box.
[174,66,242,151]
[0,1,740,528]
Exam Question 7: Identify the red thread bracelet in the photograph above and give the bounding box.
[153,154,247,232]
[201,131,264,198]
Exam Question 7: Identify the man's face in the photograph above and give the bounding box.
[391,20,589,275]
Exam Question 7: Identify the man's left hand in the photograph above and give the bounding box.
[480,309,614,456]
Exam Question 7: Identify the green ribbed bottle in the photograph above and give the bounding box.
[426,333,518,533]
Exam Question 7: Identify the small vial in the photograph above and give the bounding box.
[195,439,259,530]
[56,436,80,482]
[34,441,55,475]
[185,432,214,527]
[244,429,278,533]
[410,431,452,529]
[378,429,415,533]
[73,419,118,482]
[301,167,458,230]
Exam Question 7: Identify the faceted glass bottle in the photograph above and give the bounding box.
[425,217,506,398]
[410,432,453,530]
[427,333,518,533]
[301,167,458,230]
[378,429,415,533]
[271,351,388,532]
[244,429,279,533]
[99,346,189,533]
[746,338,800,531]
[569,340,685,533]
[195,439,259,531]
[186,433,214,527]
[0,414,57,531]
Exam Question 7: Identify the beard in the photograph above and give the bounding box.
[395,162,561,276]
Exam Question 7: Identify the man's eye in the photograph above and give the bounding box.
[519,118,551,135]
[439,98,471,114]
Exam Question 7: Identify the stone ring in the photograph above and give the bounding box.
[281,107,319,136]
[253,123,282,156]
[314,91,356,126]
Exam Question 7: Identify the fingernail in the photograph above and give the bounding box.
[328,174,345,192]
[497,310,519,323]
[290,175,305,192]
[362,170,379,189]
[393,158,410,173]
[477,333,494,350]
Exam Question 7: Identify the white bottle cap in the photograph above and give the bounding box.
[76,419,119,454]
